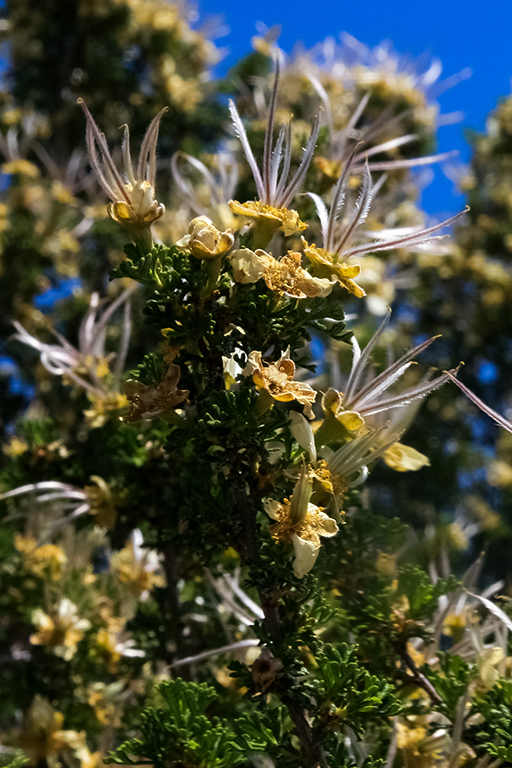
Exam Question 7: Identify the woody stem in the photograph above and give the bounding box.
[238,488,325,768]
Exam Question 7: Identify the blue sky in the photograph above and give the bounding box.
[201,0,512,215]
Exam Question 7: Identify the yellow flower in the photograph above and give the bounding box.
[314,157,342,180]
[465,496,501,530]
[478,646,504,689]
[84,476,117,529]
[383,443,430,472]
[18,695,84,768]
[264,251,336,298]
[177,215,234,259]
[3,436,29,456]
[79,99,166,251]
[230,247,273,283]
[264,470,338,578]
[229,199,307,237]
[86,681,127,728]
[376,552,398,578]
[30,599,91,660]
[443,611,466,643]
[111,530,165,599]
[124,363,188,422]
[83,392,129,428]
[302,238,365,298]
[230,248,335,298]
[15,535,67,581]
[396,719,427,756]
[447,522,469,551]
[244,350,317,418]
[75,745,102,768]
[2,159,40,177]
[95,627,122,672]
[319,387,366,438]
[487,459,512,488]
[228,73,319,248]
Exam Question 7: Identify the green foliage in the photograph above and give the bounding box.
[105,679,270,768]
[316,644,402,736]
[397,567,459,622]
[423,653,473,719]
[3,756,29,768]
[468,681,512,761]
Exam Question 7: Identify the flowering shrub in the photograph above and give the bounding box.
[2,9,512,768]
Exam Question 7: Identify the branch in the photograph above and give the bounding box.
[400,649,443,706]
[237,486,325,768]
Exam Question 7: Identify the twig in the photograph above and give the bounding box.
[238,487,325,768]
[401,649,442,706]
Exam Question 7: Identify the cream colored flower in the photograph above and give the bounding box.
[383,442,430,472]
[302,239,365,298]
[13,288,135,426]
[478,646,504,689]
[177,215,234,259]
[75,745,102,768]
[264,251,335,298]
[83,391,129,429]
[230,247,334,298]
[79,99,166,250]
[2,159,40,177]
[264,470,338,578]
[124,363,188,422]
[244,350,317,418]
[222,350,245,390]
[95,627,144,673]
[111,529,165,599]
[228,65,319,246]
[230,247,273,283]
[86,681,127,727]
[15,534,67,581]
[30,599,91,660]
[229,199,307,238]
[321,388,366,434]
[18,695,84,768]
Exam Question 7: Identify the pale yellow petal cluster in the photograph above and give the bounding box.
[230,247,274,284]
[321,387,366,434]
[302,238,365,298]
[478,646,505,689]
[229,199,307,237]
[245,350,317,418]
[230,247,335,298]
[83,391,129,428]
[15,534,67,581]
[108,180,164,229]
[111,536,165,599]
[383,442,430,472]
[18,695,84,767]
[30,599,91,660]
[264,496,338,578]
[177,215,234,259]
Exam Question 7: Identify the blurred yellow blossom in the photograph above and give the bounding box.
[383,443,430,472]
[111,530,165,599]
[17,695,83,767]
[30,599,91,660]
[85,476,117,529]
[15,535,67,581]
